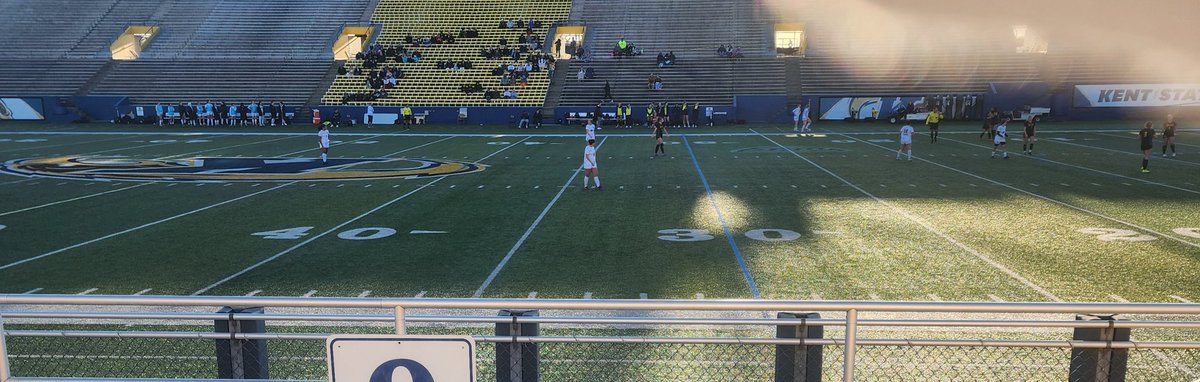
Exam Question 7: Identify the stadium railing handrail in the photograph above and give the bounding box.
[2,294,1199,382]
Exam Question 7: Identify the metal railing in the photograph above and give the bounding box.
[2,294,1200,381]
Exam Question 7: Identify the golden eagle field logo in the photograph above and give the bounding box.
[0,156,485,182]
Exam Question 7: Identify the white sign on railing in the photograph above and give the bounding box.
[327,335,476,382]
[1074,84,1200,108]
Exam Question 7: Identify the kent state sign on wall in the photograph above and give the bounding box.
[327,335,476,382]
[1074,84,1200,108]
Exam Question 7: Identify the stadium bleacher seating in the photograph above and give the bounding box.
[553,0,787,108]
[798,53,1041,96]
[321,0,572,107]
[139,0,370,60]
[87,59,332,106]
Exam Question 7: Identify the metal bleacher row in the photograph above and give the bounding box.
[321,0,572,107]
[88,60,334,106]
[0,0,123,96]
[554,0,787,108]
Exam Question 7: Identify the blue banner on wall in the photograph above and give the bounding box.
[0,98,45,120]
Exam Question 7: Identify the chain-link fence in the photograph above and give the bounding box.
[9,333,1200,381]
[4,296,1200,381]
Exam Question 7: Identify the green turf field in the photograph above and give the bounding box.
[1,121,1198,303]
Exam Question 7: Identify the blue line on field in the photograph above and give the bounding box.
[682,135,761,299]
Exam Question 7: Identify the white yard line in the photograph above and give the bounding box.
[472,137,608,298]
[1042,136,1200,167]
[0,182,296,271]
[755,130,1062,302]
[938,135,1200,196]
[193,137,530,296]
[842,133,1200,250]
[0,184,149,217]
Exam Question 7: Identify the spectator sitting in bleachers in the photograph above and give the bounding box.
[502,89,518,99]
[458,28,479,38]
[614,37,635,58]
[461,81,484,94]
[656,52,676,68]
[718,44,744,58]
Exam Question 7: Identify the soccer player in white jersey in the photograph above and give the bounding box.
[897,124,914,160]
[582,139,601,190]
[992,118,1010,159]
[585,118,597,141]
[792,104,802,132]
[800,103,812,135]
[317,122,331,164]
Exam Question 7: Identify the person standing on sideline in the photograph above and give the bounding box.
[554,38,562,58]
[897,123,914,161]
[992,118,1010,159]
[582,139,601,190]
[691,103,700,128]
[155,102,164,126]
[624,103,632,128]
[1022,116,1037,155]
[519,111,530,129]
[585,118,597,141]
[680,102,690,128]
[801,102,812,135]
[615,103,625,128]
[652,118,668,158]
[593,103,603,129]
[1162,114,1177,157]
[1140,121,1156,173]
[365,104,375,128]
[925,108,942,143]
[317,122,331,164]
[792,103,802,132]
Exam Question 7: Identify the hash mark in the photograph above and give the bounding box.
[1109,294,1129,303]
[1091,183,1102,186]
[1169,295,1193,303]
[810,293,823,300]
[695,293,705,300]
[415,291,426,298]
[1122,183,1132,186]
[303,290,318,298]
[584,292,593,299]
[78,288,98,295]
[1030,183,1039,187]
[868,293,881,300]
[927,294,943,301]
[528,292,538,299]
[357,290,372,298]
[133,289,153,296]
[245,290,262,296]
[639,293,648,299]
[22,288,43,294]
[988,294,1005,302]
[1059,183,1070,187]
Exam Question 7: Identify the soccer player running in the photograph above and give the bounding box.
[317,122,331,164]
[925,108,942,143]
[897,123,914,160]
[652,119,668,158]
[991,118,1010,159]
[1162,114,1177,157]
[1022,116,1037,155]
[582,139,601,190]
[1139,121,1155,173]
